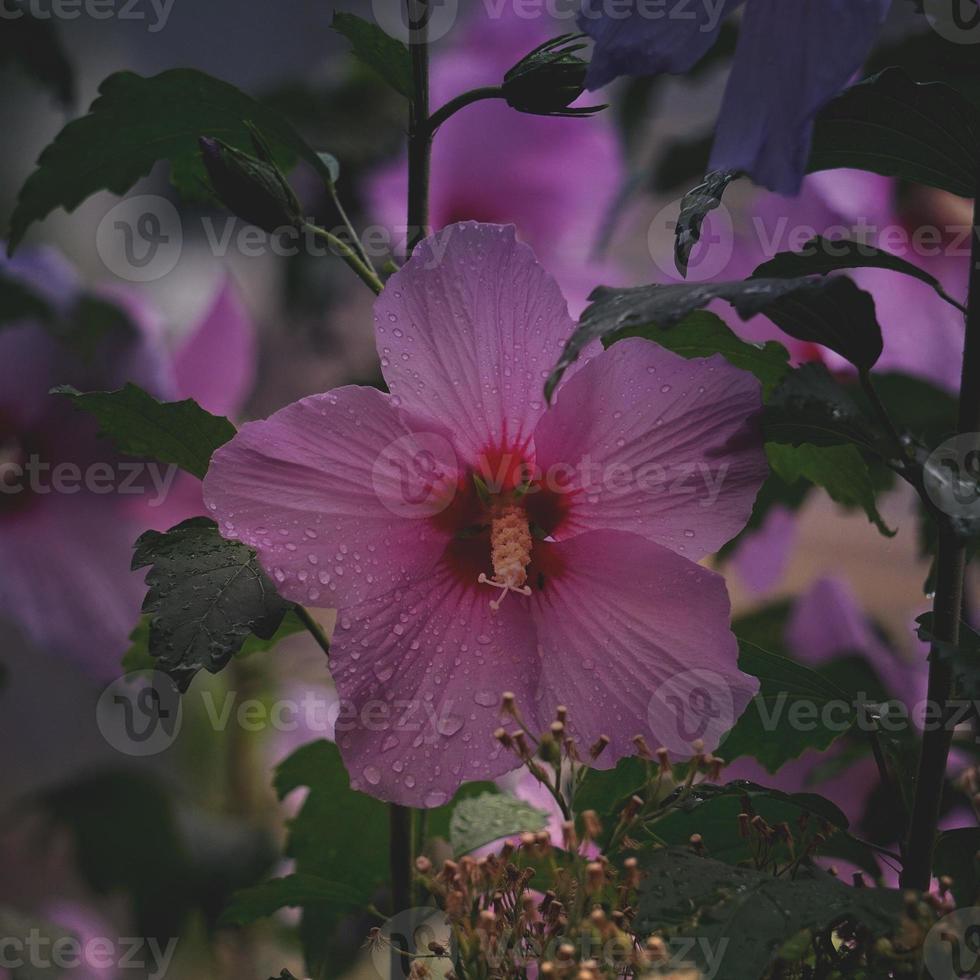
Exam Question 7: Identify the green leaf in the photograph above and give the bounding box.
[606,310,790,397]
[448,792,549,857]
[752,235,967,314]
[764,363,885,455]
[8,68,336,251]
[124,609,304,673]
[53,383,236,479]
[220,874,362,927]
[331,13,412,100]
[719,640,853,772]
[273,739,489,975]
[673,169,738,277]
[934,828,980,907]
[132,518,292,691]
[646,781,880,872]
[766,442,894,537]
[548,276,835,399]
[574,757,648,825]
[635,848,904,980]
[237,610,305,657]
[121,616,155,673]
[808,68,979,198]
[759,276,883,373]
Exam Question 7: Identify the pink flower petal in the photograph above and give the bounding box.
[0,491,148,676]
[528,529,758,762]
[532,338,768,559]
[202,386,459,610]
[730,504,798,595]
[330,541,538,806]
[173,278,256,417]
[374,222,577,465]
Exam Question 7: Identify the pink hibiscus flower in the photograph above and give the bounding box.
[0,246,255,675]
[204,222,767,807]
[367,5,624,313]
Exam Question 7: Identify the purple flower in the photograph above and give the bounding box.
[579,0,891,194]
[368,5,625,312]
[203,221,766,806]
[0,247,255,675]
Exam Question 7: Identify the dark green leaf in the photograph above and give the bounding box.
[220,874,362,927]
[53,383,236,479]
[808,68,979,198]
[766,442,894,537]
[548,275,831,399]
[719,640,853,772]
[331,13,412,100]
[0,3,73,105]
[8,68,335,251]
[132,517,292,690]
[752,235,967,315]
[646,781,876,871]
[761,276,883,372]
[673,169,738,277]
[607,310,790,397]
[449,792,549,857]
[274,739,491,975]
[934,828,980,907]
[123,609,304,673]
[764,363,885,454]
[575,757,648,825]
[635,848,904,980]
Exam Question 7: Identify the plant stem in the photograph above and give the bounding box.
[427,86,505,134]
[388,0,431,932]
[406,0,431,255]
[901,179,980,890]
[295,604,330,659]
[303,222,383,295]
[390,803,414,913]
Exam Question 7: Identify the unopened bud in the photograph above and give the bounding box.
[199,135,301,234]
[501,34,603,118]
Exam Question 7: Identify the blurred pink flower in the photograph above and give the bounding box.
[0,247,255,675]
[204,222,766,806]
[710,170,967,390]
[367,6,624,313]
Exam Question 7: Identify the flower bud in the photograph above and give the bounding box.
[501,35,604,118]
[199,136,302,234]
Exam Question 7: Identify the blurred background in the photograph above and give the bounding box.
[0,0,975,977]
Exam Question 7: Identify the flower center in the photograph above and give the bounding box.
[478,502,532,610]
